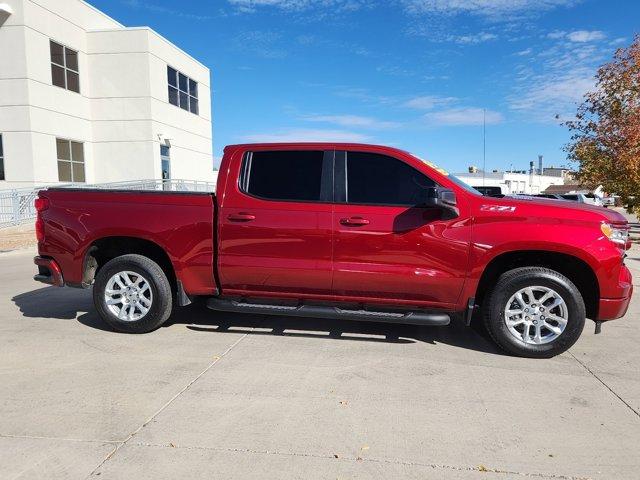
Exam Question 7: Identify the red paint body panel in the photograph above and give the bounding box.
[36,142,633,323]
[217,146,333,295]
[36,189,216,295]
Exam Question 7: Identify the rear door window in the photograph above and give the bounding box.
[240,150,326,202]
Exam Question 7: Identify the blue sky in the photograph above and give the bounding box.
[88,0,639,173]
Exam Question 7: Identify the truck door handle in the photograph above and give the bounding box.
[228,213,256,222]
[340,217,370,226]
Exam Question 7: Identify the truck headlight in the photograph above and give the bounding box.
[601,223,629,247]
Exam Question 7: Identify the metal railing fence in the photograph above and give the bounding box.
[0,179,215,228]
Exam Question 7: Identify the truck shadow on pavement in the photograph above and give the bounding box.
[12,287,502,355]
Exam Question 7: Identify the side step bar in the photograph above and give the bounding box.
[206,298,450,326]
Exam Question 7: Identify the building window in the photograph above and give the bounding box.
[0,134,4,181]
[167,66,198,115]
[56,138,85,182]
[50,40,80,93]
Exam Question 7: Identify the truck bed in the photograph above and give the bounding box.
[37,188,218,295]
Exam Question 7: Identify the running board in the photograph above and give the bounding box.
[206,298,450,326]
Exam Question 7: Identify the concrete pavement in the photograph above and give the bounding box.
[1,246,639,479]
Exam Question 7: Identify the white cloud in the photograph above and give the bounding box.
[423,107,504,126]
[240,128,372,143]
[566,30,606,42]
[406,24,499,44]
[304,114,400,129]
[508,39,607,122]
[509,69,594,120]
[546,30,606,43]
[123,0,214,20]
[232,31,287,59]
[403,95,457,109]
[546,30,566,39]
[401,0,579,19]
[228,0,369,13]
[446,32,498,44]
[515,47,533,56]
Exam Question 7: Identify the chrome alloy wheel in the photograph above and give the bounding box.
[104,271,153,322]
[504,286,568,345]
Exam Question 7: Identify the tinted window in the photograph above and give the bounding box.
[346,152,435,206]
[562,195,578,201]
[242,150,324,202]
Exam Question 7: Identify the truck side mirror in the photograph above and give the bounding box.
[424,187,458,216]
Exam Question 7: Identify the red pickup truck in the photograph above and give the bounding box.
[33,143,633,358]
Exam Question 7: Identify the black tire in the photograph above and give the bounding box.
[93,254,173,333]
[483,267,586,358]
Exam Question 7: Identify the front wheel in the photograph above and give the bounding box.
[483,267,586,358]
[93,254,173,333]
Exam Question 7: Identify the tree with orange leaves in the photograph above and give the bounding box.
[565,36,640,214]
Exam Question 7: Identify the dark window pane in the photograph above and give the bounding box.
[66,71,79,93]
[57,161,71,182]
[189,79,198,97]
[52,64,66,88]
[71,142,84,162]
[0,134,3,157]
[179,91,189,110]
[245,151,324,202]
[167,66,177,87]
[50,41,64,66]
[178,73,188,92]
[65,47,78,71]
[168,86,179,106]
[189,97,199,115]
[346,152,435,206]
[160,145,170,157]
[72,162,85,182]
[56,139,70,160]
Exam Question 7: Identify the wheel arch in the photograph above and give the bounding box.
[82,236,177,292]
[475,250,599,319]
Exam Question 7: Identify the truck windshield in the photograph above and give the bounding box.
[408,152,481,196]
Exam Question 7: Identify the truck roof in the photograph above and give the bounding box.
[224,142,408,153]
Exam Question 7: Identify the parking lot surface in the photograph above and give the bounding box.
[1,246,639,479]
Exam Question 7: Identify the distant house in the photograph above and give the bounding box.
[454,170,565,195]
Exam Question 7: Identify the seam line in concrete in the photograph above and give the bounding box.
[569,352,640,419]
[0,433,119,444]
[84,332,251,478]
[126,442,591,480]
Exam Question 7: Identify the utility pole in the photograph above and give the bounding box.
[482,108,486,186]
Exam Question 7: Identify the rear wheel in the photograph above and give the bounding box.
[483,267,586,358]
[93,254,173,333]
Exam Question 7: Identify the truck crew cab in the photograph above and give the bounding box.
[33,143,633,358]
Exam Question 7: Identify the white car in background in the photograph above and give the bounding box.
[561,193,604,206]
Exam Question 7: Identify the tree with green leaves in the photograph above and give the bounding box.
[564,35,640,214]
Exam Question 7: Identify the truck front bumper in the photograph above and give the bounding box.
[597,264,633,321]
[34,256,64,287]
